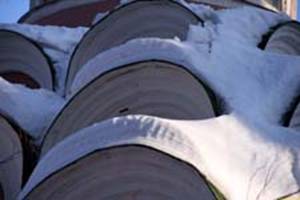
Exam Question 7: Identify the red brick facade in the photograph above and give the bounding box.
[27,0,297,27]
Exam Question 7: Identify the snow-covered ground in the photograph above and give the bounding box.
[0,2,300,199]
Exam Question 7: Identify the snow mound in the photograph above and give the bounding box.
[19,114,300,200]
[0,78,64,143]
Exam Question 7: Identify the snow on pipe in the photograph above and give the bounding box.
[18,0,120,27]
[261,22,300,131]
[65,0,202,94]
[40,60,218,156]
[0,30,54,90]
[0,114,29,200]
[19,117,218,200]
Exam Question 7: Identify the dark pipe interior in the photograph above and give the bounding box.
[0,184,3,200]
[0,72,40,89]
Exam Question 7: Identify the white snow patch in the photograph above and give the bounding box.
[18,114,300,200]
[0,78,64,143]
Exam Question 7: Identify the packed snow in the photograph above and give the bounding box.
[0,78,64,143]
[0,2,299,200]
[18,115,300,200]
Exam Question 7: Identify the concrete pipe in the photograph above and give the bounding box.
[19,0,120,27]
[263,21,300,55]
[0,113,38,200]
[0,30,54,90]
[22,146,217,200]
[41,60,217,156]
[65,0,201,93]
[290,103,300,131]
[20,116,219,200]
[0,115,23,200]
[283,98,300,132]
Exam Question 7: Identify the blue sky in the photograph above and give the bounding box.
[0,0,299,23]
[298,1,300,20]
[0,0,29,23]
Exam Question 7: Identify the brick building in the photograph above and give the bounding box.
[30,0,297,18]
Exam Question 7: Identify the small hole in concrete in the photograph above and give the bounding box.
[119,108,129,114]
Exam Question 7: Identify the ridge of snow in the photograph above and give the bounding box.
[18,114,300,200]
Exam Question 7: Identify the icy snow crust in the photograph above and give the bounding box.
[0,2,298,200]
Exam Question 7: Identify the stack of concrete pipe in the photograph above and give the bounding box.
[0,29,53,199]
[21,117,218,199]
[0,0,297,199]
[0,115,23,200]
[0,1,221,199]
[0,114,37,200]
[37,1,220,198]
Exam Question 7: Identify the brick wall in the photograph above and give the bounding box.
[30,0,297,18]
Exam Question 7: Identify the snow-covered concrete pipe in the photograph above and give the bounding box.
[41,60,218,156]
[19,115,219,200]
[65,0,202,94]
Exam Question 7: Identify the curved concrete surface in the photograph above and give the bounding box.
[0,115,23,200]
[65,0,201,93]
[41,61,217,155]
[22,145,216,200]
[0,30,54,90]
[264,22,300,55]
